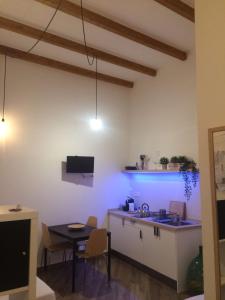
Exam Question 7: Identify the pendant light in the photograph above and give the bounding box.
[89,57,102,130]
[0,1,62,139]
[80,0,103,130]
[0,55,8,138]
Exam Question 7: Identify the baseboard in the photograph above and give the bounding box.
[111,249,177,290]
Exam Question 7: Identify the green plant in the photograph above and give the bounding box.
[160,157,169,165]
[179,158,199,201]
[170,156,179,164]
[178,155,189,164]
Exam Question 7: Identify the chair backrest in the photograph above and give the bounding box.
[86,228,107,257]
[42,223,52,249]
[86,216,97,228]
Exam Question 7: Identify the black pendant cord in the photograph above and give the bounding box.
[95,57,98,119]
[27,0,63,53]
[2,55,7,122]
[80,0,95,66]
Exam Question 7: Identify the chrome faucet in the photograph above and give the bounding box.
[139,203,150,217]
[141,203,149,211]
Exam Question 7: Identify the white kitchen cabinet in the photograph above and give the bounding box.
[109,215,143,262]
[109,212,202,293]
[109,214,127,255]
[123,219,144,263]
[141,223,177,280]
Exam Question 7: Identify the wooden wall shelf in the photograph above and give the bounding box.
[123,170,180,174]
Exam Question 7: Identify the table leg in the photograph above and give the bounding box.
[107,232,111,282]
[44,248,47,270]
[72,241,76,293]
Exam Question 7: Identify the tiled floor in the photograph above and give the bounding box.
[38,256,188,300]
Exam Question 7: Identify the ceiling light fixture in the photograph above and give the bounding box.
[0,55,8,138]
[89,57,103,130]
[80,0,103,131]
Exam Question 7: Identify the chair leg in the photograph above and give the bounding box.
[62,250,66,263]
[83,259,87,290]
[44,248,48,271]
[106,254,110,284]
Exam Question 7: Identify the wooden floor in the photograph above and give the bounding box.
[38,256,188,300]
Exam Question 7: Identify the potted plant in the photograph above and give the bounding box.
[160,157,169,170]
[178,155,189,164]
[169,156,180,170]
[140,154,146,170]
[179,158,199,201]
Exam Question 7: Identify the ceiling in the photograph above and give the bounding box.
[0,0,195,83]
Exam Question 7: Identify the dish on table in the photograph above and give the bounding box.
[68,223,85,230]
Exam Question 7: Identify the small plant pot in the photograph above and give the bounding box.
[162,164,167,170]
[168,163,180,170]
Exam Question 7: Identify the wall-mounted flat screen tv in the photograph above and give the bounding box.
[66,156,94,173]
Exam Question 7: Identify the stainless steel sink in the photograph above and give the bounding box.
[134,215,148,219]
[133,213,152,218]
[154,219,192,226]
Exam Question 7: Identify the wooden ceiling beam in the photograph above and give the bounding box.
[154,0,195,22]
[0,45,134,88]
[34,0,187,61]
[0,16,157,77]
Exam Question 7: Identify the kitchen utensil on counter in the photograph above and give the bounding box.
[169,201,186,220]
[129,202,135,212]
[136,202,150,217]
[141,202,149,211]
[122,197,135,211]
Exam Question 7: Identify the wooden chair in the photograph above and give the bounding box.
[42,223,72,270]
[76,228,109,288]
[77,216,97,251]
[86,216,97,228]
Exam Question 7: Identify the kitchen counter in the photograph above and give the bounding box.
[108,209,201,231]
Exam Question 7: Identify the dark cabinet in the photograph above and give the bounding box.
[0,219,31,292]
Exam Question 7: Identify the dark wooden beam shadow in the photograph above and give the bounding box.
[154,0,195,22]
[0,44,134,88]
[35,0,187,61]
[0,16,157,77]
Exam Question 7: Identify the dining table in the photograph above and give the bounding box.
[48,223,111,293]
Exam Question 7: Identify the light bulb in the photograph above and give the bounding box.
[90,118,103,131]
[0,119,7,138]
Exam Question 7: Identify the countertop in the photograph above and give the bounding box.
[108,209,201,231]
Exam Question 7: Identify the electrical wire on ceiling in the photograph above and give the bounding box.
[1,0,62,125]
[27,0,63,53]
[80,0,95,66]
[2,55,7,122]
[80,0,101,129]
[95,56,98,119]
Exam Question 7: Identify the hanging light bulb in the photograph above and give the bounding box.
[80,1,103,131]
[89,56,103,131]
[0,55,8,139]
[90,118,103,130]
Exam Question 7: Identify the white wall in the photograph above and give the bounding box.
[128,52,198,164]
[127,52,200,219]
[0,56,130,230]
[126,172,200,220]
